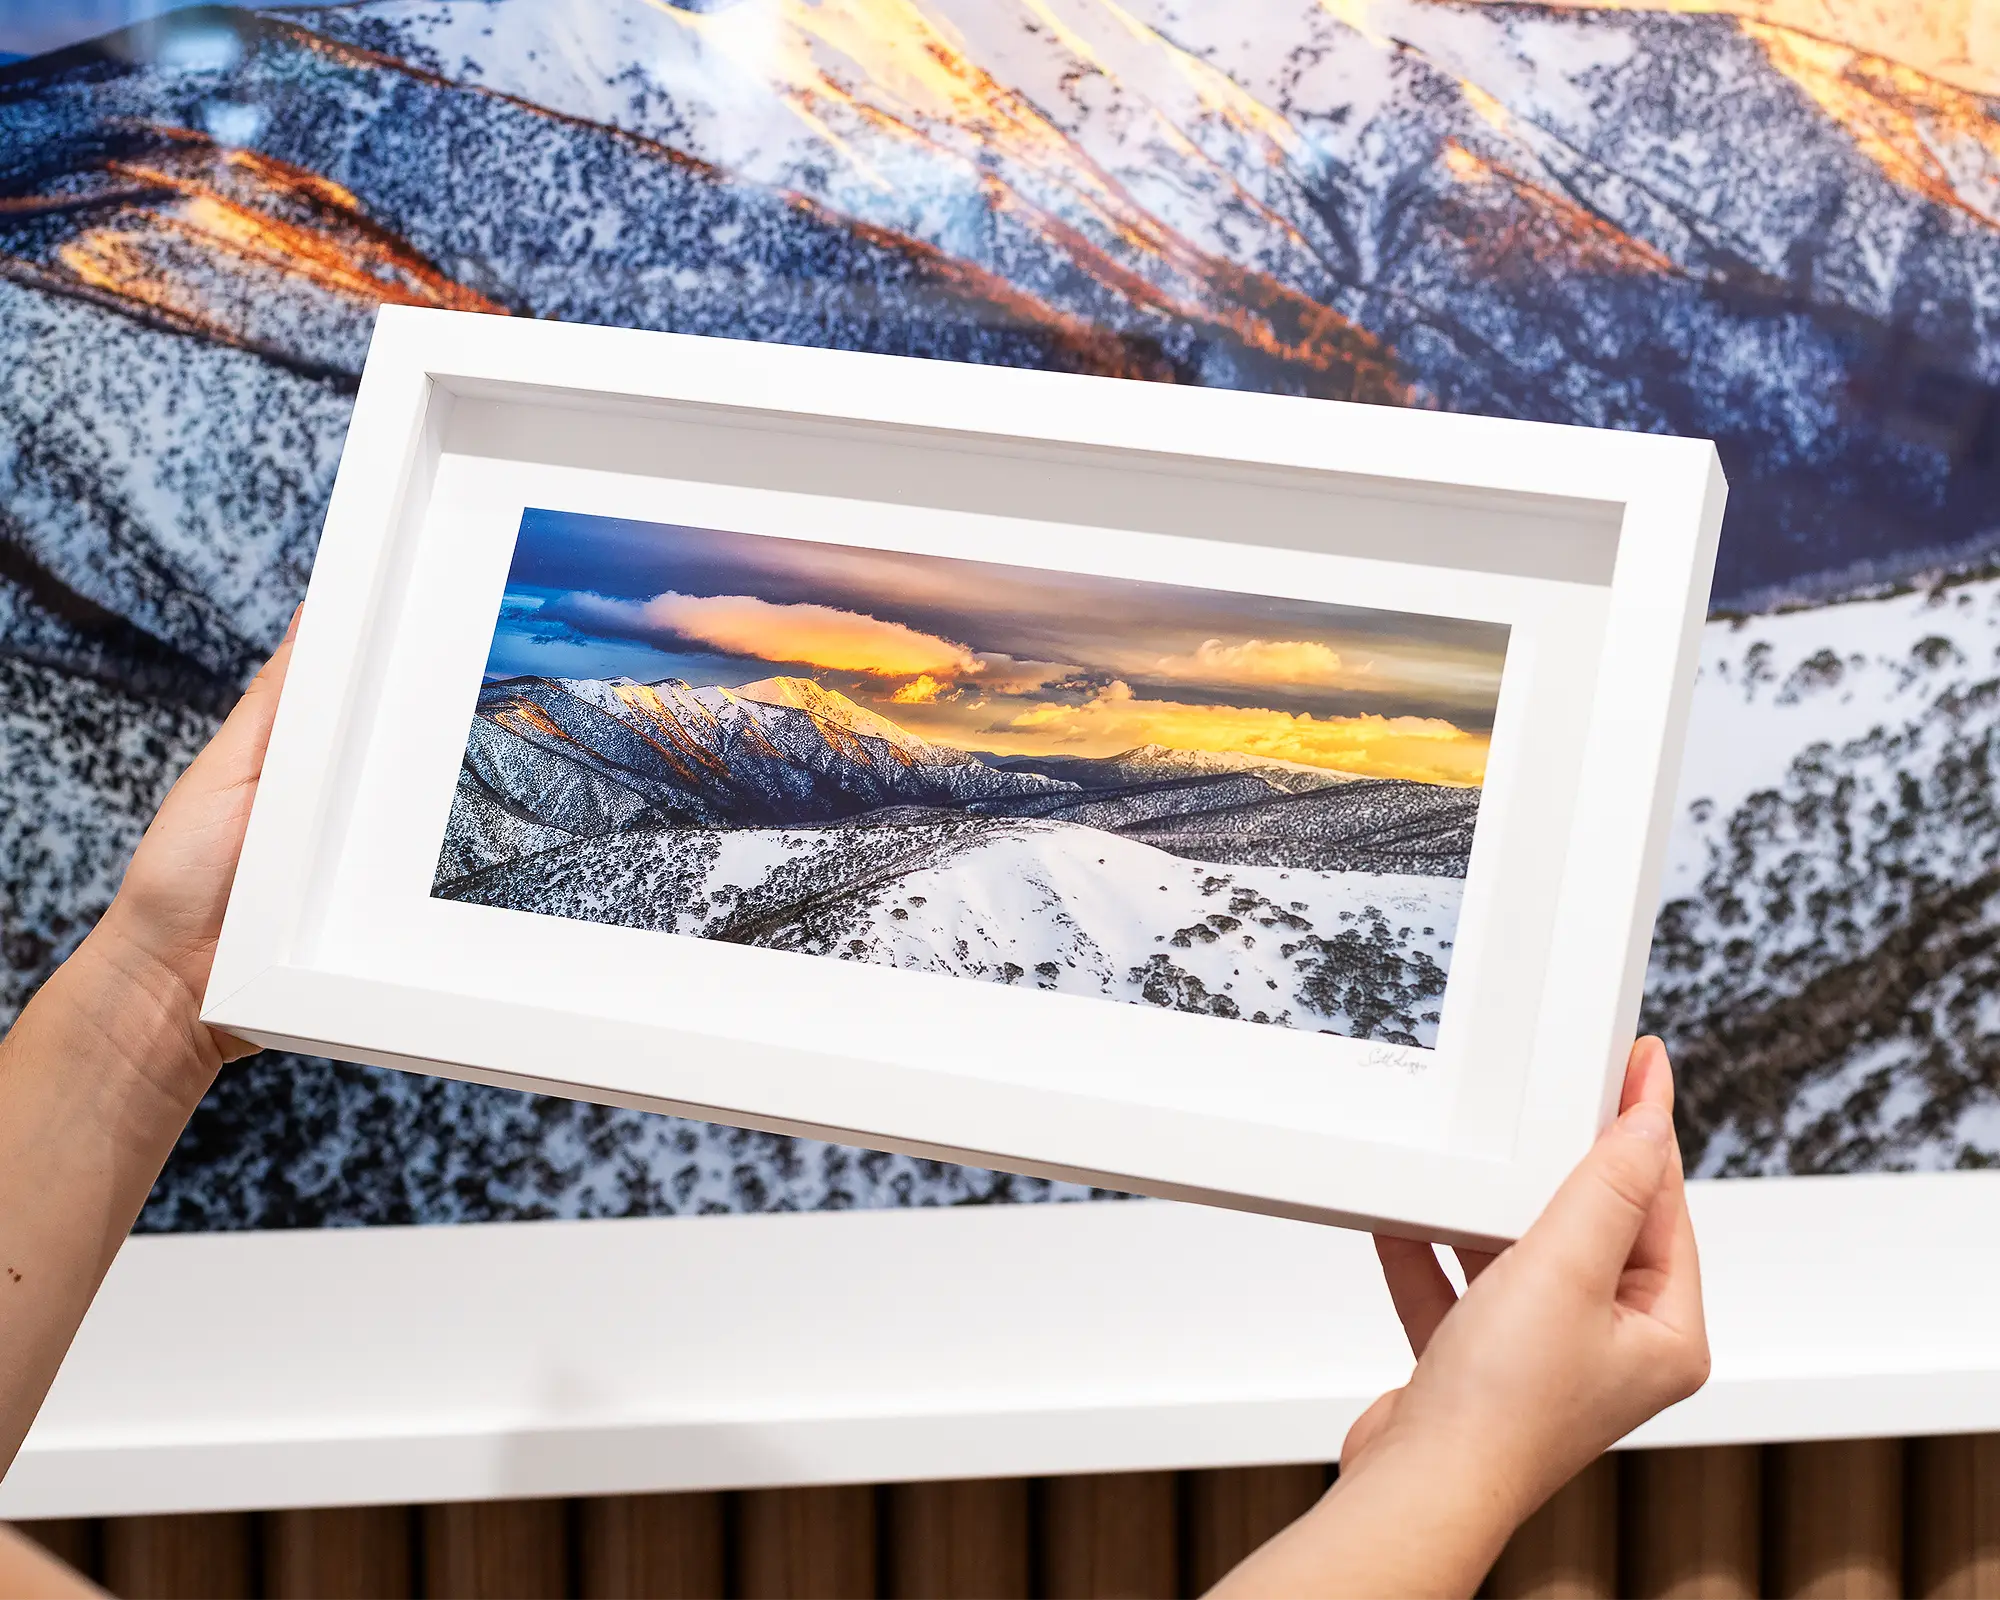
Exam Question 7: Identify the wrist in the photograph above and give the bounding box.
[29,914,223,1146]
[1327,1418,1532,1592]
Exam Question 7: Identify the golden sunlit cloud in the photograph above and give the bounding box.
[558,590,981,677]
[1000,681,1489,785]
[1151,637,1351,687]
[890,673,950,704]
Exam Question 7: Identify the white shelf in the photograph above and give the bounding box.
[4,1171,1996,1518]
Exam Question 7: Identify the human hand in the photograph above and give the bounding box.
[83,609,300,1101]
[1208,1038,1706,1598]
[1355,1036,1706,1530]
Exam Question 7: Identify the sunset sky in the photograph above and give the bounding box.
[486,510,1510,785]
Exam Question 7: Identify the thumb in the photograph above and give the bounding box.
[1518,1101,1673,1291]
[1341,1386,1403,1468]
[182,607,300,795]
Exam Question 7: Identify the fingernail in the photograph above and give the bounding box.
[1621,1102,1672,1145]
[283,603,302,642]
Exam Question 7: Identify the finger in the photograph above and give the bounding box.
[182,608,302,794]
[1623,1048,1706,1336]
[1623,1040,1682,1281]
[1455,1246,1499,1285]
[1621,1035,1673,1117]
[1374,1234,1458,1357]
[1634,1152,1705,1340]
[1519,1099,1673,1293]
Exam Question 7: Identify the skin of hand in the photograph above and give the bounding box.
[0,611,297,1479]
[0,1525,100,1600]
[1210,1037,1708,1599]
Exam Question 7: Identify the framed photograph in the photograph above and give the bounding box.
[201,307,1722,1247]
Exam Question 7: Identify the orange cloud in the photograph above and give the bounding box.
[560,590,980,677]
[890,673,950,704]
[1001,681,1488,785]
[1150,637,1350,687]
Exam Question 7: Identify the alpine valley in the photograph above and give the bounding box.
[2,0,1998,1226]
[436,673,1472,1042]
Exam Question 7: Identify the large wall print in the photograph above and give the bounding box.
[1,1,1996,1228]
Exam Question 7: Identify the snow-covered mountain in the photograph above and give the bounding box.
[443,673,1477,872]
[437,672,1468,1042]
[1648,568,2000,1174]
[306,0,2000,597]
[1,0,1997,1223]
[441,673,1073,878]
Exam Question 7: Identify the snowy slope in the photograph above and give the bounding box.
[446,814,1461,1046]
[1650,572,2000,1173]
[306,0,2000,593]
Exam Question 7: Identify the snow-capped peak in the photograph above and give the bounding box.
[732,675,968,765]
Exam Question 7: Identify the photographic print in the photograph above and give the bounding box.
[435,512,1508,1048]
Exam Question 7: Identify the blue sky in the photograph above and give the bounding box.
[0,0,224,56]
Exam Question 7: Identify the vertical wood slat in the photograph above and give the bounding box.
[579,1492,727,1600]
[1767,1438,1903,1600]
[1484,1454,1619,1600]
[1039,1470,1179,1600]
[265,1505,416,1600]
[37,1431,2000,1599]
[101,1512,256,1600]
[1184,1465,1328,1594]
[885,1478,1031,1600]
[423,1498,568,1600]
[13,1519,97,1583]
[736,1484,878,1600]
[1622,1445,1762,1600]
[1911,1434,2000,1599]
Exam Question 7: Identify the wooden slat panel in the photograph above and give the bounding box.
[1911,1434,2000,1599]
[1485,1454,1618,1599]
[265,1504,415,1599]
[1767,1438,1903,1599]
[885,1477,1031,1600]
[422,1498,568,1600]
[1622,1445,1762,1600]
[578,1492,726,1600]
[101,1511,255,1600]
[736,1484,877,1600]
[1184,1465,1326,1594]
[1039,1471,1179,1600]
[12,1520,97,1582]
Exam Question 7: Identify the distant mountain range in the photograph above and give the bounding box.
[437,673,1479,888]
[988,743,1361,793]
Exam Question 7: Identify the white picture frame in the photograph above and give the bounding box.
[200,306,1725,1249]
